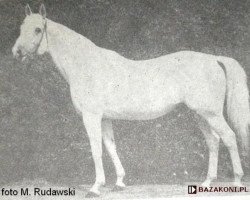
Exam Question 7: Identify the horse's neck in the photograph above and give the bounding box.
[46,19,98,83]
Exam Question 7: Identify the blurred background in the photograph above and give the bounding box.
[0,0,249,187]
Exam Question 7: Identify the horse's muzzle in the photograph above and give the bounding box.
[12,46,27,61]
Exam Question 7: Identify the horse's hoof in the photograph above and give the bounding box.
[85,191,100,198]
[111,185,125,192]
[201,180,211,187]
[233,181,244,187]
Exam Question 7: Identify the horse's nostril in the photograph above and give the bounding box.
[17,49,22,56]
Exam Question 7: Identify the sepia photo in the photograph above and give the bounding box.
[0,0,249,199]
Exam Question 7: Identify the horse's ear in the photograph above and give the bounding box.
[25,4,32,16]
[39,4,46,19]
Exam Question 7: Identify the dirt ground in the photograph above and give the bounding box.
[1,181,249,200]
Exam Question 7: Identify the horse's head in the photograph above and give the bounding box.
[12,4,48,61]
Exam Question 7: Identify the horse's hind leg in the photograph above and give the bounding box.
[200,113,244,186]
[195,115,220,186]
[102,119,126,190]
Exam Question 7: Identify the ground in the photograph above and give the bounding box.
[0,0,250,194]
[1,180,250,199]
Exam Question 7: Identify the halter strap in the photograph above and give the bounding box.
[35,19,48,54]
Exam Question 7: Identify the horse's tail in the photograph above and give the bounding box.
[218,57,250,157]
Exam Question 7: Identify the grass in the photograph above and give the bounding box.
[0,0,250,192]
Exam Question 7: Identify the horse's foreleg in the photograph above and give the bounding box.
[102,119,126,191]
[82,112,105,197]
[196,116,220,186]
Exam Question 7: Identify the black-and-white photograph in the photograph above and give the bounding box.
[0,0,249,199]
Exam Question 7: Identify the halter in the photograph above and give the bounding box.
[34,18,48,54]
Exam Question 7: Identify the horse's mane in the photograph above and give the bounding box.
[47,18,97,49]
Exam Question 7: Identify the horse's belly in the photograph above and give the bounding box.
[103,77,182,120]
[103,91,181,120]
[103,103,178,120]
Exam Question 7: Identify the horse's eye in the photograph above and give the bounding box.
[35,27,42,34]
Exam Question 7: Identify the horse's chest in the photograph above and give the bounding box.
[69,82,103,114]
[70,91,83,114]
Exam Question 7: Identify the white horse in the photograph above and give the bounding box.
[12,4,249,197]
